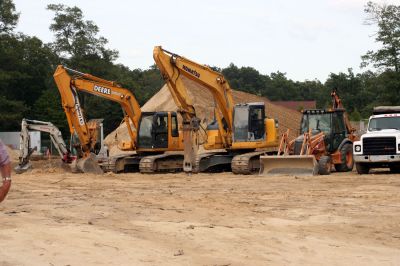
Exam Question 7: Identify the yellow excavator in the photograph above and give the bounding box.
[153,46,279,174]
[53,65,185,173]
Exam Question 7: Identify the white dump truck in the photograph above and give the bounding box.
[353,106,400,174]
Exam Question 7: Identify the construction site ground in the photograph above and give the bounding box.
[1,160,399,265]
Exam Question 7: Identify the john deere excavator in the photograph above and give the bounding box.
[260,89,358,175]
[153,46,279,174]
[53,65,185,173]
[14,118,75,174]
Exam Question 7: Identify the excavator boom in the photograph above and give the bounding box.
[154,47,234,131]
[53,66,141,151]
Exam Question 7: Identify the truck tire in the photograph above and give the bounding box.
[318,156,331,175]
[355,163,369,174]
[334,143,354,172]
[390,165,400,173]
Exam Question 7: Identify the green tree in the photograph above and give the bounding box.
[47,4,118,63]
[0,96,28,130]
[0,0,19,33]
[46,4,123,134]
[0,34,57,106]
[361,1,400,72]
[350,108,362,121]
[32,89,69,135]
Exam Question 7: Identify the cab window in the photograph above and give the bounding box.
[171,114,179,137]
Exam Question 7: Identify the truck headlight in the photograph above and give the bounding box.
[355,145,361,152]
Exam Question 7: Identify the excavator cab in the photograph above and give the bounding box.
[137,112,180,150]
[233,103,266,142]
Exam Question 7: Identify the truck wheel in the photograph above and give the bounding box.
[318,156,331,175]
[390,166,400,173]
[334,143,354,172]
[355,163,369,174]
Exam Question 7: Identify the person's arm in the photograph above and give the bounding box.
[0,141,11,203]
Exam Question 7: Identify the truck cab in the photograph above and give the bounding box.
[353,106,400,174]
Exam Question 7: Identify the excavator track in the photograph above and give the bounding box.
[231,150,277,175]
[193,152,233,173]
[139,153,184,173]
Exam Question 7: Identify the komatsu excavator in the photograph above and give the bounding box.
[153,46,279,174]
[260,89,358,175]
[14,118,75,174]
[53,65,185,173]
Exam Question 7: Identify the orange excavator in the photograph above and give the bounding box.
[53,65,185,173]
[260,88,358,175]
[153,46,279,174]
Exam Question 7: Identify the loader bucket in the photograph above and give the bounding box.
[14,162,32,174]
[76,153,103,174]
[259,155,318,176]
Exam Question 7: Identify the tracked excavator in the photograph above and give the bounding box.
[260,89,358,175]
[153,46,279,174]
[53,65,185,173]
[14,118,75,174]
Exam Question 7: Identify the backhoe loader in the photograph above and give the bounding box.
[14,118,75,174]
[260,89,358,175]
[53,65,185,173]
[153,46,279,174]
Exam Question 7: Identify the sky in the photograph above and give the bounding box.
[12,0,400,82]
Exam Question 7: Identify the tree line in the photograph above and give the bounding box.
[0,1,399,136]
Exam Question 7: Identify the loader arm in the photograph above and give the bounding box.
[153,46,235,146]
[53,65,142,152]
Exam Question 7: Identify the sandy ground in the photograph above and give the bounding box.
[1,160,400,266]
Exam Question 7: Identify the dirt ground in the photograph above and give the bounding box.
[1,160,400,266]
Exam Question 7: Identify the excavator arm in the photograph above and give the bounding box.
[53,65,142,173]
[153,46,235,147]
[53,65,142,152]
[154,46,238,172]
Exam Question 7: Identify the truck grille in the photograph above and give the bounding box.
[363,137,397,155]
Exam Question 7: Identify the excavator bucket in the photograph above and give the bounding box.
[259,155,318,176]
[14,162,32,174]
[76,153,103,174]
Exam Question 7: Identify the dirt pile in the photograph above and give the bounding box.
[105,77,301,155]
